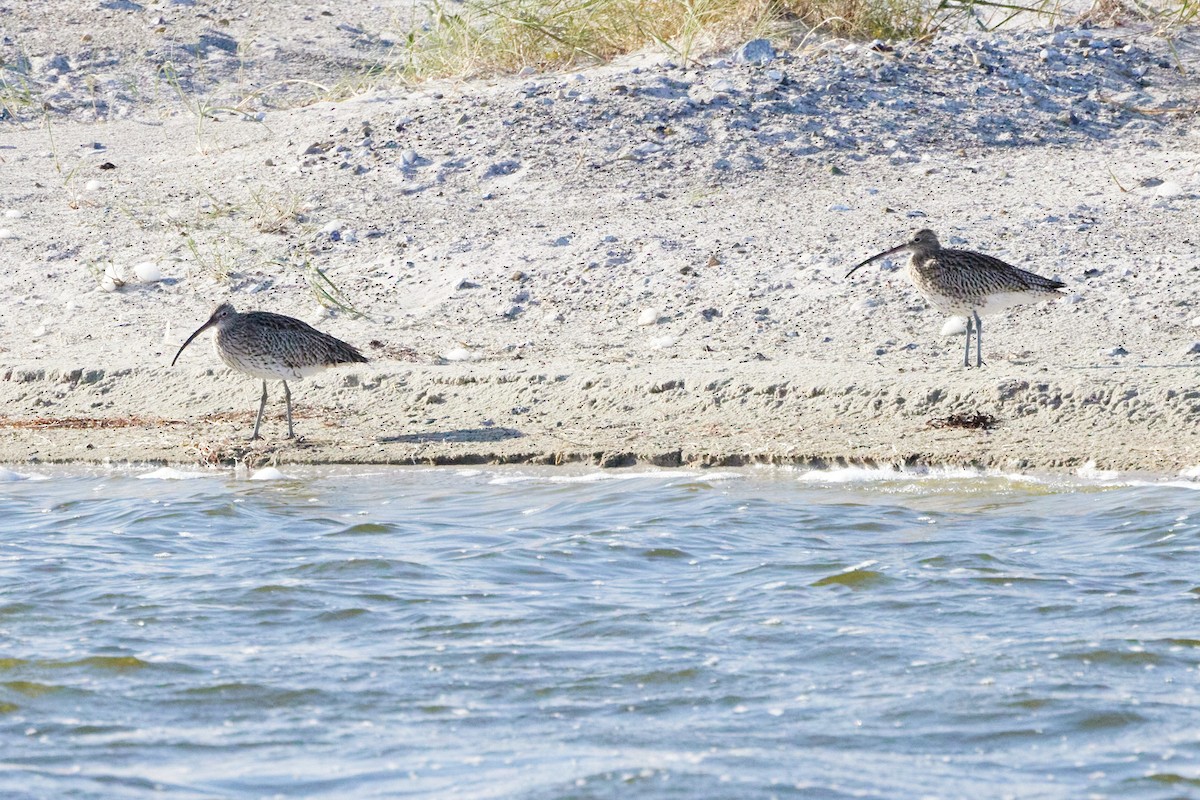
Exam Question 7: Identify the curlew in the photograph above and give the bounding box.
[172,302,368,440]
[846,229,1066,367]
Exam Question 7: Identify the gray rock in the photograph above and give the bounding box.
[483,160,521,178]
[199,32,239,55]
[734,39,776,66]
[401,149,426,167]
[31,54,71,75]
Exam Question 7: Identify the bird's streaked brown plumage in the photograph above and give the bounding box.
[846,229,1066,367]
[172,302,367,439]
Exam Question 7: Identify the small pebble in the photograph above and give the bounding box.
[84,179,102,191]
[734,38,776,65]
[638,308,661,326]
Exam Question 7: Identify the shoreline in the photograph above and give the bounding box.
[3,360,1197,474]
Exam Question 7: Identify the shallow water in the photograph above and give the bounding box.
[2,464,1199,799]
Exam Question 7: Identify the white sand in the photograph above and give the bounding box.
[2,2,1200,473]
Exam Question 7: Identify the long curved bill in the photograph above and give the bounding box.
[845,243,908,279]
[171,313,217,366]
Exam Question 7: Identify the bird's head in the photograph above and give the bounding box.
[846,229,942,279]
[171,302,238,366]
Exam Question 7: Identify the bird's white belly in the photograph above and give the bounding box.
[923,289,1057,317]
[214,340,322,381]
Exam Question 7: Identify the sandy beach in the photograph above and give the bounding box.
[2,1,1199,473]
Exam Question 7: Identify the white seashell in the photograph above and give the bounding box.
[1156,180,1183,197]
[443,346,477,362]
[637,307,660,326]
[133,261,162,282]
[941,317,968,336]
[648,335,677,349]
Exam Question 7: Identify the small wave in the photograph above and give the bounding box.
[789,464,1009,484]
[492,470,672,485]
[783,462,1200,492]
[249,467,289,481]
[137,467,212,480]
[489,469,723,486]
[0,467,48,482]
[1065,463,1200,491]
[1123,478,1200,492]
[1076,460,1119,481]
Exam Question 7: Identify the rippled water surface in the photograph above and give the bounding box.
[2,464,1200,799]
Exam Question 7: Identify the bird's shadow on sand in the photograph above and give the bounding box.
[379,427,525,444]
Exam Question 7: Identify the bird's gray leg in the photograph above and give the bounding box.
[974,310,984,368]
[283,381,294,439]
[963,315,973,368]
[252,381,268,440]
